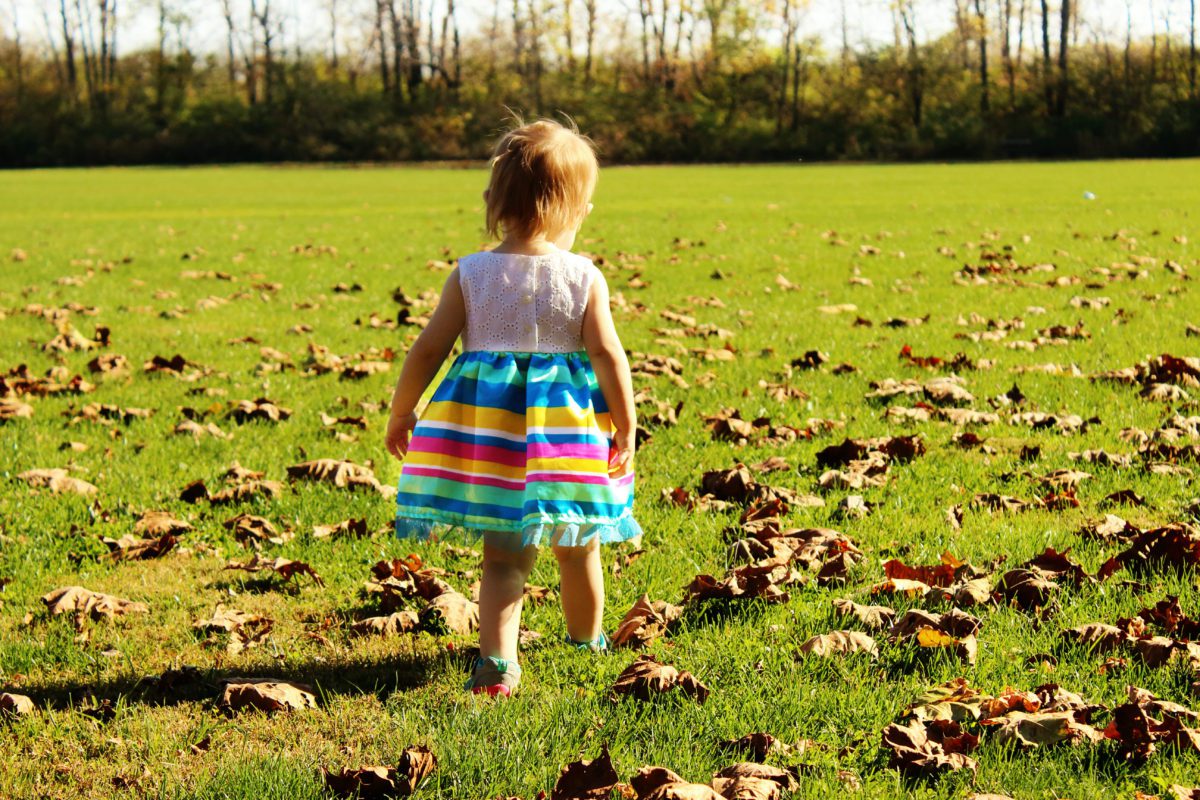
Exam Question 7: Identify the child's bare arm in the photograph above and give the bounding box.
[385,269,466,459]
[581,270,636,475]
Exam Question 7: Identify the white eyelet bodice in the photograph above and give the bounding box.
[458,249,598,353]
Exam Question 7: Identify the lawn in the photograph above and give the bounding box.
[1,160,1199,800]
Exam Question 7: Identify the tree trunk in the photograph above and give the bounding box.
[222,0,238,91]
[255,0,274,105]
[246,0,257,105]
[386,0,402,101]
[154,0,166,115]
[40,4,67,91]
[450,0,460,89]
[776,0,793,135]
[108,0,119,90]
[791,42,805,132]
[404,0,421,93]
[563,0,574,71]
[899,0,923,129]
[1190,0,1197,98]
[954,0,970,68]
[1040,0,1052,113]
[1015,0,1027,78]
[975,0,989,112]
[329,0,338,71]
[1001,0,1015,108]
[1055,0,1069,115]
[511,0,523,77]
[583,0,595,87]
[75,0,97,106]
[1123,0,1132,92]
[9,3,24,100]
[527,0,543,110]
[639,0,651,83]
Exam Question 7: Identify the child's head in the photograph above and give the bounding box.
[485,119,598,246]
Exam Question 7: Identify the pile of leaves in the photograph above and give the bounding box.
[881,676,1200,778]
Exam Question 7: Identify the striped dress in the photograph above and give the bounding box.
[394,249,642,550]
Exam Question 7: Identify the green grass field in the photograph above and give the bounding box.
[2,161,1199,800]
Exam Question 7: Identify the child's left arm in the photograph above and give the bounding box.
[385,269,466,460]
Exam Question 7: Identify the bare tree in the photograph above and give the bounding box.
[252,0,275,104]
[1040,0,1052,113]
[975,0,989,112]
[1191,0,1197,98]
[583,0,596,86]
[898,0,923,128]
[404,0,422,93]
[220,0,237,91]
[776,0,796,134]
[638,0,651,83]
[954,0,971,67]
[1001,0,1015,107]
[511,0,523,75]
[1056,0,1069,115]
[563,0,574,71]
[527,0,543,109]
[7,0,23,99]
[328,0,338,71]
[245,0,258,104]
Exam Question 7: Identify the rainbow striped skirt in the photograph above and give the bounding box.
[394,350,642,550]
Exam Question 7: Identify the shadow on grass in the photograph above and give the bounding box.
[677,597,774,630]
[19,648,443,711]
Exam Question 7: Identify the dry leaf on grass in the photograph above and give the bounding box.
[880,719,978,777]
[193,606,273,655]
[209,480,284,505]
[0,398,34,421]
[612,654,710,704]
[218,679,316,713]
[551,745,619,800]
[612,594,683,649]
[101,533,177,561]
[322,745,436,798]
[1098,523,1200,578]
[18,468,98,496]
[312,518,369,539]
[287,458,391,496]
[419,590,479,635]
[0,692,34,716]
[134,510,192,536]
[223,514,291,548]
[979,710,1103,749]
[631,766,724,800]
[42,586,148,626]
[228,397,292,423]
[350,611,420,637]
[832,598,896,631]
[797,630,877,658]
[715,733,812,762]
[224,556,324,586]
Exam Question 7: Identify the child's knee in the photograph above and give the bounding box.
[552,540,598,563]
[483,541,537,573]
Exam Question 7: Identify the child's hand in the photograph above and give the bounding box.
[608,429,635,477]
[385,411,419,460]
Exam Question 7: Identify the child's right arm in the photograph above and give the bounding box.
[385,269,466,460]
[581,270,636,476]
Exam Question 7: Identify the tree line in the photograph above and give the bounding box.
[0,0,1197,166]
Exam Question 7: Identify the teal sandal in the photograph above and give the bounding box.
[565,631,610,652]
[465,656,521,697]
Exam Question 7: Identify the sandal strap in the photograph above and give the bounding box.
[566,631,610,651]
[464,656,522,690]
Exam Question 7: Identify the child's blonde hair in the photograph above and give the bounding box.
[485,119,598,241]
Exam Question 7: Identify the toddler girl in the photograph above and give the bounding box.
[384,120,641,697]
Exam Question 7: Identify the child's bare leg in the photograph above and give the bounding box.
[478,533,537,662]
[553,537,603,642]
